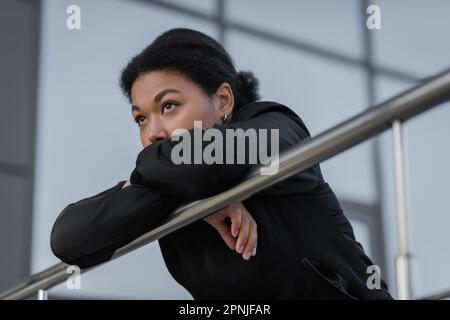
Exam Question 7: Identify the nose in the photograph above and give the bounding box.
[145,117,169,145]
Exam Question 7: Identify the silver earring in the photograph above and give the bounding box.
[223,113,228,122]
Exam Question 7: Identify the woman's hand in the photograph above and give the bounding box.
[204,201,257,261]
[122,179,257,259]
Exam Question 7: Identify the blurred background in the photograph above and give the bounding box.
[0,0,449,299]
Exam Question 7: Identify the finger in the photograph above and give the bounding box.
[214,221,237,250]
[228,204,242,238]
[243,221,257,260]
[236,217,250,255]
[204,208,226,224]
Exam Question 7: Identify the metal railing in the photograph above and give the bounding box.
[2,69,450,300]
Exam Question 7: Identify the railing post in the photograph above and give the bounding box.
[37,289,48,300]
[392,119,413,300]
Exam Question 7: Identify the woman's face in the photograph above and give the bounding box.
[130,69,234,148]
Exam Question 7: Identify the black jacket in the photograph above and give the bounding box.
[50,101,393,300]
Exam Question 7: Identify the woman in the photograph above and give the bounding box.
[51,28,392,300]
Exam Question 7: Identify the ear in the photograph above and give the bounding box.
[214,82,234,119]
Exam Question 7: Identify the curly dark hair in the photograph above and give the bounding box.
[119,28,260,114]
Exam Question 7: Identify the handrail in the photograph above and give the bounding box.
[419,289,450,300]
[2,69,450,300]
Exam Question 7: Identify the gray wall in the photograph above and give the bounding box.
[0,0,40,292]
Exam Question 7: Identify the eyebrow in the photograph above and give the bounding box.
[131,88,181,113]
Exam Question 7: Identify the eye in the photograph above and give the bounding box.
[133,115,147,127]
[162,102,179,114]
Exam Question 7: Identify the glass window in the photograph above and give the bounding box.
[227,0,363,59]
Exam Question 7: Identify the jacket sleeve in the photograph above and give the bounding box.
[129,108,320,200]
[50,181,184,269]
